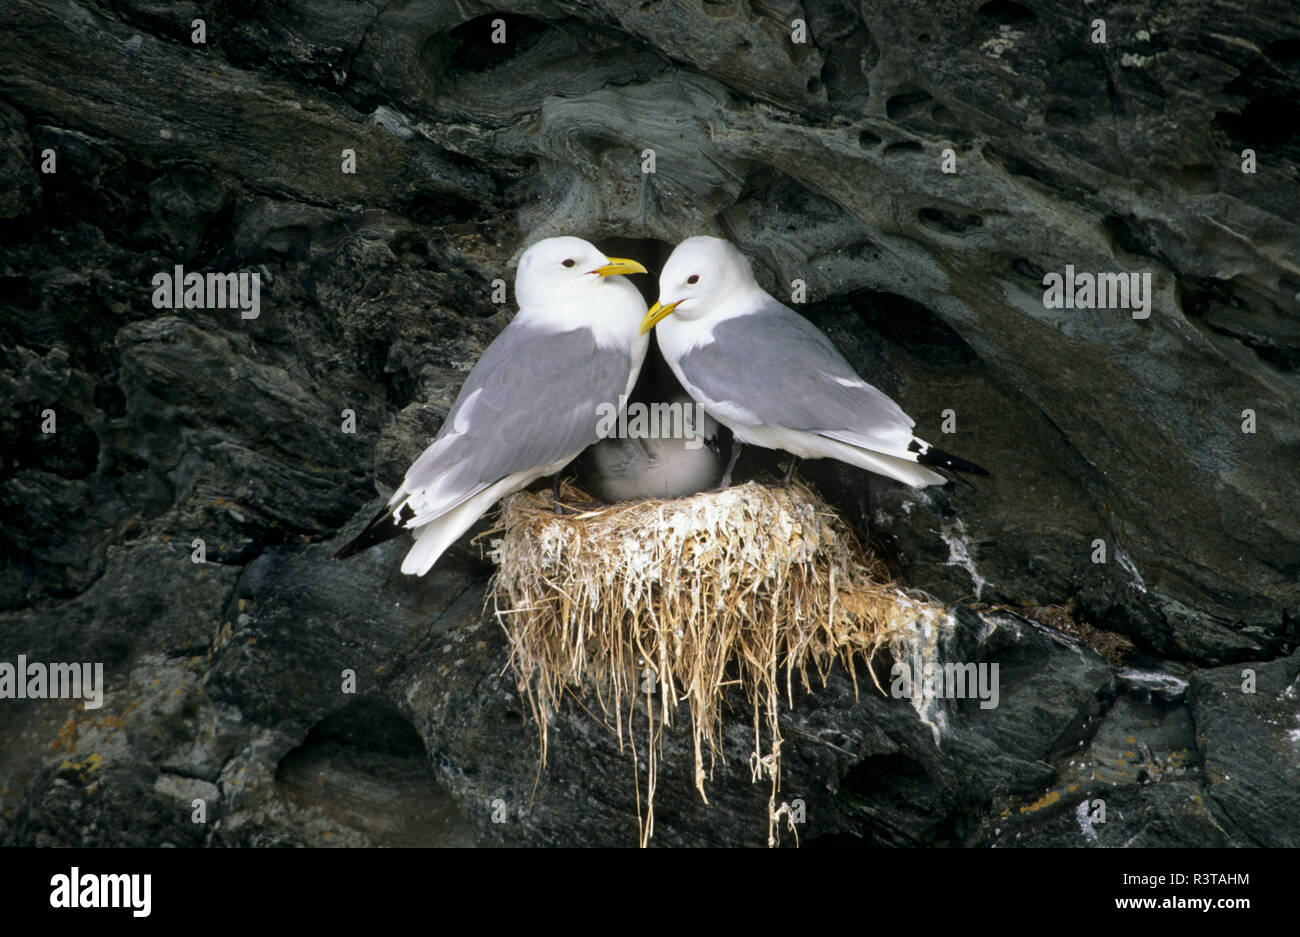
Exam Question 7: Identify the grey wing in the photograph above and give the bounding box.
[678,296,915,453]
[394,322,632,520]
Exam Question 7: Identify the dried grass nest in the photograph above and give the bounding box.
[485,479,944,846]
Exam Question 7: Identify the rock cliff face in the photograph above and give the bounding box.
[1,0,1296,846]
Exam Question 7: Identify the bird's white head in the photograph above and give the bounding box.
[515,236,648,309]
[641,236,758,333]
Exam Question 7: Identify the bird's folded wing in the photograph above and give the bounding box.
[677,296,916,453]
[394,323,633,522]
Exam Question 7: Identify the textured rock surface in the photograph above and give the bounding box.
[0,0,1296,846]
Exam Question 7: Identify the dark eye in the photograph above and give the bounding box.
[687,274,700,284]
[562,258,576,268]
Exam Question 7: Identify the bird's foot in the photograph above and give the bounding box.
[781,455,798,488]
[549,474,571,515]
[708,442,743,493]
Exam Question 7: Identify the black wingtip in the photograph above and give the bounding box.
[916,446,990,477]
[332,502,411,560]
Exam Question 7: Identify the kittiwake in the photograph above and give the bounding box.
[639,235,987,488]
[335,236,650,574]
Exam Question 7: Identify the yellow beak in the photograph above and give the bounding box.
[640,300,681,334]
[592,257,648,278]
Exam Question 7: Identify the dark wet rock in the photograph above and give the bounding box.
[402,603,1113,847]
[0,102,40,220]
[1,0,1297,846]
[1186,652,1300,847]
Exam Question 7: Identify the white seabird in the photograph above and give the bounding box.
[336,236,650,574]
[640,236,987,488]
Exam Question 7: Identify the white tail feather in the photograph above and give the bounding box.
[818,437,945,487]
[399,475,520,575]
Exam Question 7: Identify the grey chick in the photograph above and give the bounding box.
[578,393,725,502]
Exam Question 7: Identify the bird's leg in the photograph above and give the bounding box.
[862,475,871,541]
[552,475,564,515]
[782,455,798,487]
[717,442,743,490]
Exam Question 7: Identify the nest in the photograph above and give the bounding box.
[486,479,940,846]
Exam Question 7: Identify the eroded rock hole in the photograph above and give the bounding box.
[919,207,984,234]
[275,697,474,846]
[886,89,933,120]
[447,13,553,73]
